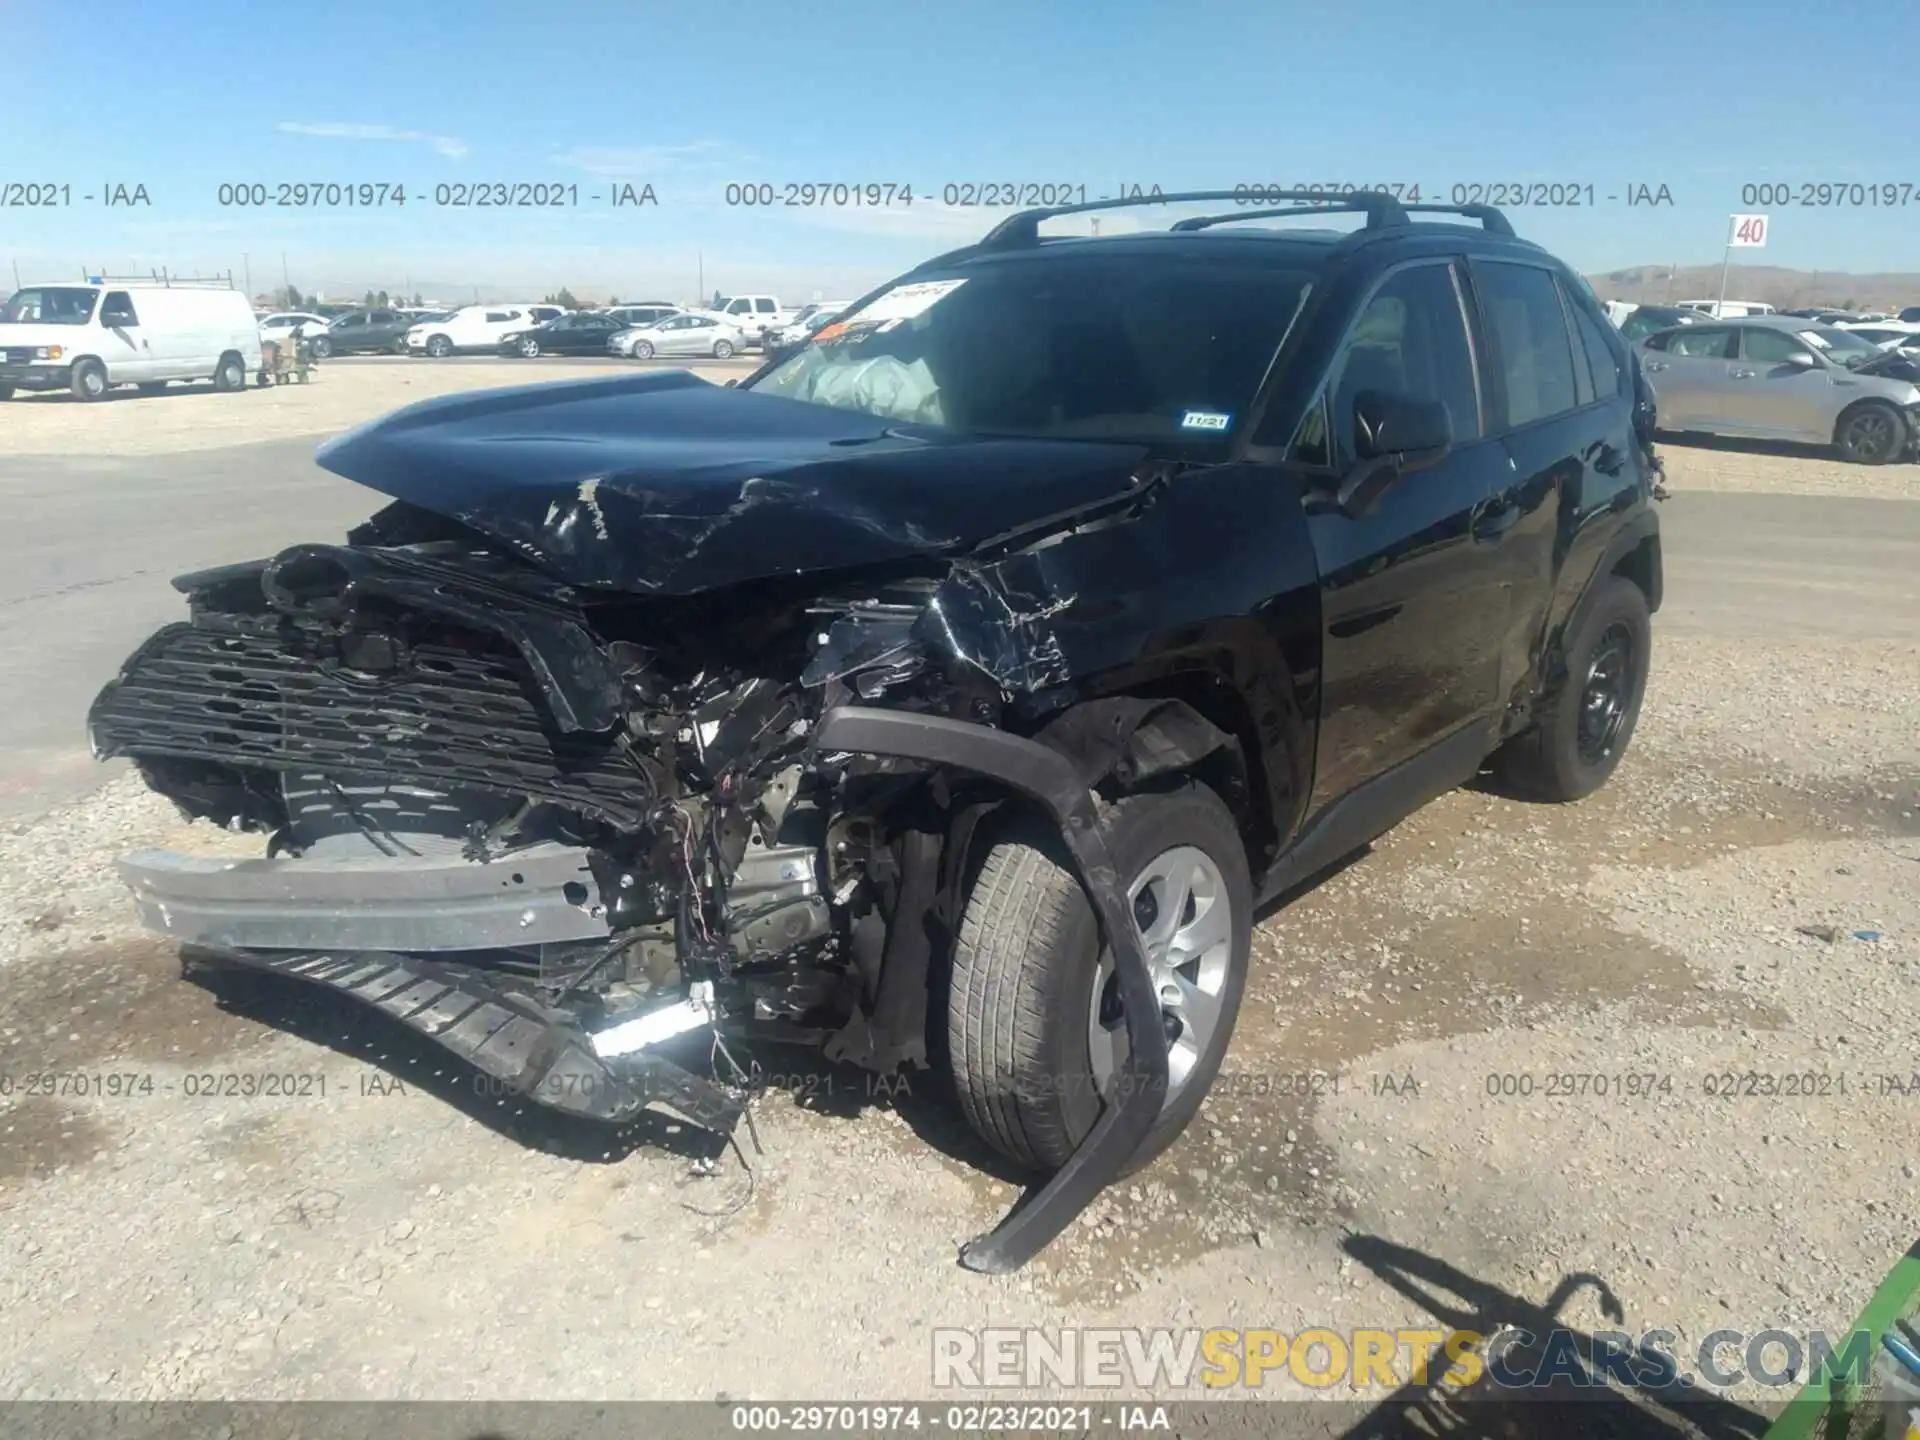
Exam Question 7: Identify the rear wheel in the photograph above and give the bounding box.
[1835,400,1906,465]
[713,339,735,359]
[948,780,1252,1175]
[0,383,13,401]
[1492,575,1651,801]
[308,335,333,360]
[213,353,247,392]
[69,359,108,401]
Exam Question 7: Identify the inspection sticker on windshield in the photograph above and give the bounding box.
[1180,409,1233,432]
[852,279,968,324]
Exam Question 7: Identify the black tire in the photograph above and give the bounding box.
[426,335,452,358]
[1834,400,1907,465]
[308,335,333,360]
[69,359,108,401]
[713,339,735,359]
[213,353,246,392]
[948,780,1253,1175]
[1492,575,1651,802]
[0,383,14,401]
[633,340,654,359]
[392,336,410,355]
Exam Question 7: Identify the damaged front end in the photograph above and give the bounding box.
[88,497,1173,1272]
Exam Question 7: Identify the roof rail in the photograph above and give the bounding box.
[79,268,236,289]
[1170,204,1382,232]
[977,188,1413,248]
[1397,202,1516,237]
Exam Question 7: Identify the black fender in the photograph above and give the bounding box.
[812,705,1169,1275]
[1538,505,1661,700]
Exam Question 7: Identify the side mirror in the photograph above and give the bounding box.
[1784,351,1819,368]
[1313,391,1452,519]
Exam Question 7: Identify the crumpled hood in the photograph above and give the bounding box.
[315,370,1150,593]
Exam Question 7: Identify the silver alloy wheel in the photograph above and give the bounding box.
[634,340,653,359]
[77,364,106,398]
[1086,845,1233,1101]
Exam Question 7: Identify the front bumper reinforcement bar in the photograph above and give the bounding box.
[813,705,1171,1275]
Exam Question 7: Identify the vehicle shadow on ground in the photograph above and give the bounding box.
[1332,1234,1775,1440]
[183,961,725,1166]
[1658,430,1916,466]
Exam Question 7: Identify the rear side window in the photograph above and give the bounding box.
[484,310,514,323]
[1473,261,1580,429]
[755,298,777,313]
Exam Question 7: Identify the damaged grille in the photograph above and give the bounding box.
[90,617,656,827]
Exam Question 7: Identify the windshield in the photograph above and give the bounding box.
[746,257,1313,443]
[2,287,100,325]
[1800,326,1880,364]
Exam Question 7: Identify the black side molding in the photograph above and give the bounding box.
[812,706,1171,1275]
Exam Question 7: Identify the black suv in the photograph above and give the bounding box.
[88,191,1661,1273]
[308,307,415,358]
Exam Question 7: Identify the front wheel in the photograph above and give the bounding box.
[308,335,333,360]
[519,338,541,357]
[69,359,108,401]
[633,340,654,359]
[1491,574,1651,801]
[712,339,734,359]
[426,335,452,358]
[1835,400,1907,465]
[948,780,1252,1175]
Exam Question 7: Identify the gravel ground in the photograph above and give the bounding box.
[1660,436,1920,500]
[0,614,1914,1408]
[0,358,750,456]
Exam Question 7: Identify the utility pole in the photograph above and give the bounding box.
[1663,263,1676,304]
[11,259,19,292]
[243,253,252,302]
[697,250,704,303]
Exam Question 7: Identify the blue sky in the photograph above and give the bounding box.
[4,0,1916,302]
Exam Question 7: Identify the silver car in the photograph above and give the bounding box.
[608,311,746,360]
[1636,316,1920,464]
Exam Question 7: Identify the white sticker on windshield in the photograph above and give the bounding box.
[1180,409,1232,432]
[848,279,968,326]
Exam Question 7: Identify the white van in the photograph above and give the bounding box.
[0,279,263,401]
[405,304,563,357]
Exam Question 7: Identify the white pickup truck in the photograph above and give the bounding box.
[704,295,790,345]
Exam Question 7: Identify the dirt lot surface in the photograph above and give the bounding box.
[0,356,751,455]
[0,391,1915,1415]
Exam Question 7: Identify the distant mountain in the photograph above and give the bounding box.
[1589,263,1920,311]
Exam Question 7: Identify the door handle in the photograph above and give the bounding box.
[1470,497,1519,541]
[1586,442,1625,477]
[1643,360,1668,372]
[1730,367,1757,378]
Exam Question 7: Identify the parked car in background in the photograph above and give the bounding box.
[498,311,631,357]
[1,279,261,401]
[608,311,746,358]
[1675,299,1776,318]
[605,303,681,331]
[1636,315,1920,463]
[258,311,333,346]
[1833,322,1920,353]
[705,294,788,344]
[309,307,417,358]
[406,305,538,357]
[1898,306,1920,323]
[761,304,852,364]
[1615,305,1717,343]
